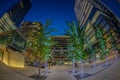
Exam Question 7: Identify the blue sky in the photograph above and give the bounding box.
[0,0,77,36]
[24,0,77,35]
[101,0,120,19]
[0,0,120,35]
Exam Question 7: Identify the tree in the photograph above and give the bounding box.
[41,36,56,74]
[94,25,109,66]
[28,20,56,78]
[84,36,96,68]
[66,21,87,75]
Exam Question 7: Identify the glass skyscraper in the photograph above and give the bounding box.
[0,0,31,51]
[0,0,31,32]
[74,0,120,59]
[7,0,31,27]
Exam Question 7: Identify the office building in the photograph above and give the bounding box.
[0,0,31,33]
[0,0,31,51]
[0,0,31,67]
[52,36,70,62]
[7,0,31,27]
[74,0,120,59]
[20,21,42,40]
[19,21,42,63]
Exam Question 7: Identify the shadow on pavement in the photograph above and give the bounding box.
[68,70,79,73]
[74,73,92,80]
[29,74,47,80]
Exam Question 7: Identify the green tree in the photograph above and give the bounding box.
[66,21,87,75]
[94,25,109,66]
[84,36,96,68]
[28,20,56,78]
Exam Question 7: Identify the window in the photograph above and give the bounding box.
[94,14,103,26]
[11,32,26,51]
[101,19,110,30]
[91,11,100,24]
[85,23,90,33]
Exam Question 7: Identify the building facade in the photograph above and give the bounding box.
[7,0,31,27]
[0,0,31,33]
[0,0,31,67]
[52,36,70,63]
[19,21,42,64]
[74,0,120,59]
[20,21,42,40]
[0,0,31,51]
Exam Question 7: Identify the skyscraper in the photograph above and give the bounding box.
[74,0,120,29]
[74,0,120,58]
[0,0,31,67]
[0,0,31,33]
[7,0,31,27]
[0,0,32,51]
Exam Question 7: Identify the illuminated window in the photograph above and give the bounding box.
[85,23,90,32]
[91,11,100,24]
[90,36,96,43]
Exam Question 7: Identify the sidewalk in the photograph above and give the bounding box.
[2,55,119,80]
[45,57,120,80]
[12,64,49,80]
[46,65,76,80]
[0,61,34,80]
[45,55,119,80]
[13,64,40,77]
[13,64,76,80]
[84,58,120,80]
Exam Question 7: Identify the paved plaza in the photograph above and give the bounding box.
[0,56,120,80]
[0,61,34,80]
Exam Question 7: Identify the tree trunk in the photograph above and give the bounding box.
[92,59,96,68]
[48,62,50,69]
[72,58,75,74]
[38,65,41,79]
[105,58,108,67]
[114,50,118,60]
[80,60,83,76]
[45,60,48,74]
[91,53,96,68]
[38,57,41,79]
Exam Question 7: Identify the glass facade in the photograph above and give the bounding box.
[0,31,26,52]
[10,32,26,51]
[0,33,13,46]
[93,13,119,52]
[7,0,31,27]
[75,0,120,60]
[0,0,31,52]
[0,13,17,33]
